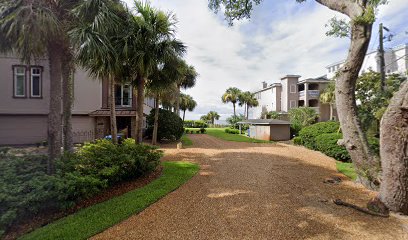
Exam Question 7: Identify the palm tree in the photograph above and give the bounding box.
[180,93,197,122]
[222,87,241,117]
[175,61,198,115]
[246,93,259,119]
[238,91,252,119]
[206,111,220,125]
[0,0,73,174]
[71,0,127,144]
[123,1,186,144]
[320,81,336,120]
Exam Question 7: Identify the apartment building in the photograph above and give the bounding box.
[327,43,408,78]
[0,54,154,145]
[250,75,335,121]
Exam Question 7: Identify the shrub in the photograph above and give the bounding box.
[200,128,206,134]
[146,109,184,141]
[0,140,163,236]
[196,130,200,134]
[293,136,302,145]
[299,121,340,150]
[316,133,350,162]
[183,120,208,129]
[289,107,319,136]
[225,128,239,134]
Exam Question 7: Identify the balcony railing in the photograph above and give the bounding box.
[299,90,320,98]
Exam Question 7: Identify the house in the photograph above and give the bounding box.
[250,75,336,121]
[327,43,408,79]
[0,54,155,145]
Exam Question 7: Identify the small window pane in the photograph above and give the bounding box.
[16,75,25,96]
[32,76,40,96]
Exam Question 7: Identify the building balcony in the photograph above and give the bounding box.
[299,90,320,99]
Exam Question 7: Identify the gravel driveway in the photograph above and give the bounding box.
[93,134,408,240]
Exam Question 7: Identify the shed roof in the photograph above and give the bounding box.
[237,119,291,125]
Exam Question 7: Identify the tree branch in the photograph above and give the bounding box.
[315,0,363,18]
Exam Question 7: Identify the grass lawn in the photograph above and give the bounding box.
[186,128,272,143]
[336,161,357,181]
[21,161,199,240]
[181,134,193,146]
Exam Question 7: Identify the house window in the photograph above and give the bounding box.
[13,66,26,97]
[290,84,297,93]
[115,84,132,107]
[290,100,296,109]
[30,67,42,97]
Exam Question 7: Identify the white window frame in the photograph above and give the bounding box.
[290,100,297,109]
[117,84,132,107]
[30,67,42,98]
[290,84,297,93]
[13,66,26,97]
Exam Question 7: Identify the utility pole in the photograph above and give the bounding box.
[378,23,386,92]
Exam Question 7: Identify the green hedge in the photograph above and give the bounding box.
[225,128,240,134]
[183,120,208,129]
[299,121,340,150]
[146,109,184,141]
[0,139,162,237]
[293,136,302,145]
[316,133,350,162]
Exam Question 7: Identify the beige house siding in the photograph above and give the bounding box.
[0,115,48,145]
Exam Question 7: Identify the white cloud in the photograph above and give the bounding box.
[123,0,408,120]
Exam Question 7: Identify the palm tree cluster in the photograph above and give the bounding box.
[200,111,220,125]
[0,0,197,173]
[221,87,258,119]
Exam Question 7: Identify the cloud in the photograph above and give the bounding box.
[123,0,408,120]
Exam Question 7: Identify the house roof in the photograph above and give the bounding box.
[89,109,138,117]
[298,75,330,84]
[237,119,291,125]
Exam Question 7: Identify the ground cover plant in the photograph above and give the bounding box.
[0,139,163,238]
[20,161,199,240]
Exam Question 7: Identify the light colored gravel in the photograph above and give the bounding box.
[92,134,408,240]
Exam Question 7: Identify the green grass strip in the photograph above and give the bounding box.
[181,134,193,146]
[21,161,199,240]
[336,161,357,181]
[203,128,271,143]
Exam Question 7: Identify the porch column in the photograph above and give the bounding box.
[304,83,309,107]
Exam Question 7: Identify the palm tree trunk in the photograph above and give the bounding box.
[329,104,333,121]
[109,76,118,144]
[175,85,181,116]
[233,103,236,117]
[47,43,63,175]
[243,103,247,119]
[152,96,160,145]
[136,75,146,144]
[247,105,249,119]
[183,110,186,122]
[62,53,74,152]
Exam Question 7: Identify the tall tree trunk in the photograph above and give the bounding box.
[329,104,333,121]
[47,43,63,175]
[244,103,247,119]
[183,110,186,122]
[335,22,380,188]
[233,103,236,117]
[62,52,74,152]
[379,81,408,214]
[175,85,181,116]
[152,96,160,145]
[109,76,118,144]
[247,105,249,119]
[136,75,145,144]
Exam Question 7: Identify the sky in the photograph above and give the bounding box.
[123,0,408,121]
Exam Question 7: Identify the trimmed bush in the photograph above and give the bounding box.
[225,128,240,134]
[200,128,206,134]
[299,121,340,150]
[146,109,184,141]
[183,120,208,129]
[293,136,303,145]
[315,133,350,162]
[0,139,163,237]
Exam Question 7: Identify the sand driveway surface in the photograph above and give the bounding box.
[93,134,408,240]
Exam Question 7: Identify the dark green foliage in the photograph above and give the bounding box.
[293,136,303,145]
[368,137,380,156]
[225,128,240,134]
[299,121,340,150]
[316,133,351,162]
[183,120,208,129]
[200,128,206,134]
[0,140,162,236]
[226,114,246,129]
[288,107,319,136]
[147,109,184,141]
